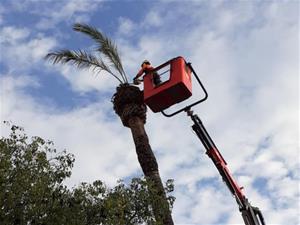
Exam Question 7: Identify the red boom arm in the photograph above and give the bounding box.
[187,109,265,225]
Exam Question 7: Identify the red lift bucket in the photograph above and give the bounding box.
[143,56,192,112]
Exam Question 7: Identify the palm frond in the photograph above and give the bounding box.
[73,23,128,83]
[45,50,123,84]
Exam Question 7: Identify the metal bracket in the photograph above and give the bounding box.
[161,62,208,117]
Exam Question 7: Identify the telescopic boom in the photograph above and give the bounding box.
[187,109,265,225]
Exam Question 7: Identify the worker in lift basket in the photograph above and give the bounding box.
[133,60,161,85]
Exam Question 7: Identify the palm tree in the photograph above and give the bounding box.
[45,23,174,225]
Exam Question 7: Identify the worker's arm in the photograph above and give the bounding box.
[133,68,144,85]
[134,68,144,80]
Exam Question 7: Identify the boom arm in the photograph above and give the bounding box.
[187,109,265,225]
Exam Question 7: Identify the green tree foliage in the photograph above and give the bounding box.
[0,123,175,225]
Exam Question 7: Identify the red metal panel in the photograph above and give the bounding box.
[143,56,192,112]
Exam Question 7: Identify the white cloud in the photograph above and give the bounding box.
[118,17,135,35]
[143,11,163,28]
[0,26,57,72]
[0,26,30,44]
[35,0,104,30]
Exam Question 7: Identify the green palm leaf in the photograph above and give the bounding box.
[45,50,123,84]
[73,23,128,83]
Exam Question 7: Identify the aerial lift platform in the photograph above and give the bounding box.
[140,56,266,225]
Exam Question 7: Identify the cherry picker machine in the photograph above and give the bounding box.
[141,56,266,225]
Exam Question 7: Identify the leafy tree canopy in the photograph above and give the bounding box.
[0,122,175,225]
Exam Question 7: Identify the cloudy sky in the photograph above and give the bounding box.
[0,0,299,224]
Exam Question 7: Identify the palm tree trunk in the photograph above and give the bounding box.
[128,116,174,225]
[112,85,174,225]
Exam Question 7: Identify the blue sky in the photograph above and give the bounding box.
[0,0,299,224]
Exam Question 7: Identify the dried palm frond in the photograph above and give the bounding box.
[73,23,128,83]
[45,49,123,83]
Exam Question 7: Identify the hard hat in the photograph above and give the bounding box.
[141,60,150,67]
